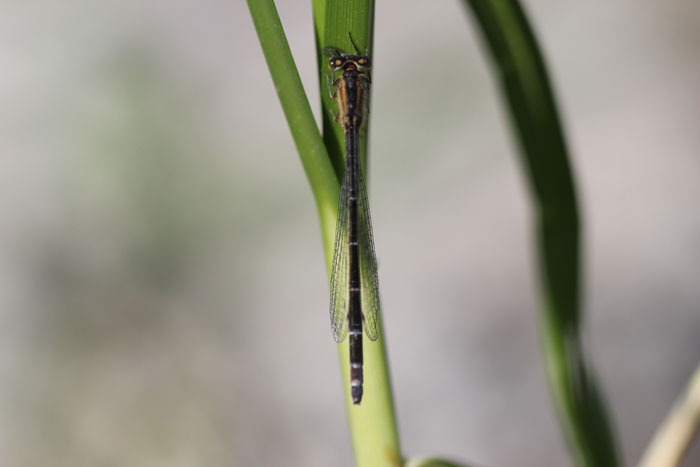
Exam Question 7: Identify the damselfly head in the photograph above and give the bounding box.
[328,55,371,73]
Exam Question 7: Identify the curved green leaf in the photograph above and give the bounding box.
[462,2,621,465]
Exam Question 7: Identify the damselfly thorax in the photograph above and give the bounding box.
[328,54,371,130]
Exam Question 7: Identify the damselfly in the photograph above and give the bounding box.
[325,43,381,405]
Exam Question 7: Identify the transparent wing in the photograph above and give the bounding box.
[329,167,351,343]
[357,164,381,341]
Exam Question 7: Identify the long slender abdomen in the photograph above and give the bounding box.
[345,120,364,405]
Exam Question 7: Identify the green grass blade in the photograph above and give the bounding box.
[461,1,621,465]
[314,0,375,180]
[250,0,400,464]
[247,0,338,254]
[314,1,401,465]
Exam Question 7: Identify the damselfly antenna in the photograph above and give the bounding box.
[348,32,363,55]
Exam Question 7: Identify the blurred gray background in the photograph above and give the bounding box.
[2,1,699,466]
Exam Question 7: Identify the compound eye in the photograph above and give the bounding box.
[357,58,366,65]
[331,58,343,68]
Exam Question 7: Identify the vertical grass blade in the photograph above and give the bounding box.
[250,0,400,464]
[314,0,375,180]
[247,0,338,253]
[313,1,401,466]
[461,1,621,465]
